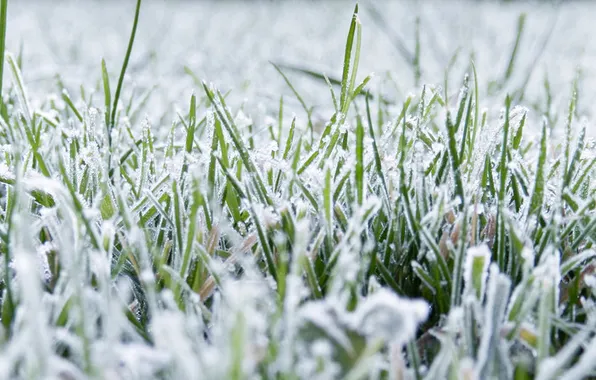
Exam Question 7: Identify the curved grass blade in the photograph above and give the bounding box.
[109,0,143,139]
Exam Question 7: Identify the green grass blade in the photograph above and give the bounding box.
[355,112,364,205]
[503,14,526,83]
[6,53,32,126]
[340,4,359,111]
[101,58,112,140]
[109,0,143,134]
[528,120,548,222]
[564,124,585,189]
[61,89,83,123]
[562,78,578,191]
[365,95,390,208]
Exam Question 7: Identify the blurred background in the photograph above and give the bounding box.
[4,1,593,132]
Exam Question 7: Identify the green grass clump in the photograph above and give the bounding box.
[0,1,596,379]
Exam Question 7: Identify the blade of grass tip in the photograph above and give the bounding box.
[349,74,373,104]
[317,4,363,171]
[347,10,362,111]
[512,111,527,151]
[564,124,585,190]
[282,117,296,161]
[136,132,151,200]
[101,58,111,141]
[61,89,83,123]
[528,120,548,226]
[6,53,32,126]
[274,117,296,193]
[503,13,526,84]
[339,3,359,111]
[0,0,7,99]
[109,0,143,135]
[453,75,470,132]
[324,74,339,112]
[467,61,480,163]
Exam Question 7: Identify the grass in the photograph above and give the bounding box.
[0,1,596,379]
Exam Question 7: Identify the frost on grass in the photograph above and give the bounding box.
[1,2,596,379]
[295,289,428,379]
[463,243,491,300]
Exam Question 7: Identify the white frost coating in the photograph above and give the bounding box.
[585,275,596,289]
[295,338,342,380]
[1,1,595,378]
[0,163,15,181]
[235,110,253,129]
[538,318,596,380]
[35,241,53,283]
[350,288,429,345]
[534,249,561,290]
[560,336,596,380]
[298,301,354,352]
[475,264,513,380]
[521,246,535,273]
[463,243,491,300]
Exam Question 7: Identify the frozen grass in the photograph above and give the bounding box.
[1,1,596,379]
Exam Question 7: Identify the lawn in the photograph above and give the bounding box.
[0,1,595,379]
